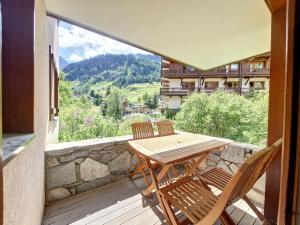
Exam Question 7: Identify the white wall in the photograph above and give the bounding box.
[4,0,50,224]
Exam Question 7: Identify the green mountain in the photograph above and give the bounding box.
[63,54,161,87]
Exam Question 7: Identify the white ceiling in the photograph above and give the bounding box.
[45,0,271,70]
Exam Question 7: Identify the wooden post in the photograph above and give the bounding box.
[264,4,286,224]
[239,62,242,95]
[278,0,300,223]
[2,0,35,133]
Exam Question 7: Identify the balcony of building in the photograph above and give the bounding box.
[41,135,266,225]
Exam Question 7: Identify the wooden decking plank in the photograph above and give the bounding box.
[238,207,257,225]
[230,200,250,224]
[253,218,263,225]
[59,195,143,225]
[122,206,165,225]
[103,204,153,225]
[42,177,264,225]
[44,178,137,216]
[44,195,143,225]
[85,198,147,225]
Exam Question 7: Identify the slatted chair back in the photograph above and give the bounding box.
[131,122,154,140]
[198,138,282,225]
[229,138,282,202]
[157,120,175,136]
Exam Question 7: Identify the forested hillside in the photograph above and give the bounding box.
[63,54,161,87]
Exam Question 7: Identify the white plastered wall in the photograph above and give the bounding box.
[4,0,50,224]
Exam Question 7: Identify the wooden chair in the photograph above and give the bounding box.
[155,138,282,225]
[130,122,155,185]
[157,120,175,136]
[132,122,154,140]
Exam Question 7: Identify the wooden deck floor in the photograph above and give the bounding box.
[42,178,264,225]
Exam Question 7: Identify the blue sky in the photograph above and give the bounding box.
[59,21,150,63]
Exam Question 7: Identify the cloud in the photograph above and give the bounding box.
[59,21,150,63]
[68,53,84,62]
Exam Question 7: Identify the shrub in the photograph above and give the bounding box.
[175,91,268,146]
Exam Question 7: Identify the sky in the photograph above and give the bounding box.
[59,21,150,63]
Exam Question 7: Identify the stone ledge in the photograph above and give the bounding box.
[46,135,133,156]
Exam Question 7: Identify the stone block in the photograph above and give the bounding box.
[47,162,77,189]
[220,143,246,164]
[59,150,89,163]
[245,153,252,159]
[229,163,239,174]
[47,157,60,167]
[206,160,217,167]
[89,151,119,164]
[76,176,112,193]
[217,160,232,174]
[108,151,131,172]
[80,158,110,182]
[47,188,71,202]
[207,153,220,163]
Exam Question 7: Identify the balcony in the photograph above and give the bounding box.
[42,136,265,225]
[161,69,199,78]
[160,87,196,96]
[199,68,270,78]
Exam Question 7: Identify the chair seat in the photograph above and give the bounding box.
[159,176,218,224]
[197,167,233,191]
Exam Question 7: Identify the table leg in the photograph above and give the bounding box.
[142,164,172,196]
[185,153,208,176]
[145,159,173,225]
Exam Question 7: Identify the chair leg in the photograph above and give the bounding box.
[162,196,179,224]
[219,211,235,225]
[243,195,266,223]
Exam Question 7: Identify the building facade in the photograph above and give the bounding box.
[160,53,270,110]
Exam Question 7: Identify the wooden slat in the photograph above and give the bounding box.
[42,177,261,225]
[157,120,175,136]
[128,133,231,164]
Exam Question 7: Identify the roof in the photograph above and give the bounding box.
[46,0,271,70]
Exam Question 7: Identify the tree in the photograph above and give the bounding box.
[105,85,111,97]
[175,91,268,146]
[142,92,159,109]
[106,88,124,120]
[90,89,95,97]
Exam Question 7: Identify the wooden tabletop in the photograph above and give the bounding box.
[128,133,232,165]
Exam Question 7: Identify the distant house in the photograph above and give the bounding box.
[160,52,270,110]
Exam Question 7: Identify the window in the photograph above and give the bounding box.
[224,81,239,89]
[204,82,219,89]
[182,82,195,90]
[249,81,265,89]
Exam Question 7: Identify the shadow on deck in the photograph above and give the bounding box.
[42,178,264,225]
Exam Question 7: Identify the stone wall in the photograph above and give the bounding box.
[45,136,134,203]
[45,135,261,204]
[205,142,261,175]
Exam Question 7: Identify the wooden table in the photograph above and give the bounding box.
[128,133,231,196]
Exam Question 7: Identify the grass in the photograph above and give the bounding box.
[121,82,160,103]
[90,82,160,104]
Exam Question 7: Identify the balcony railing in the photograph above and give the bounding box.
[161,69,199,77]
[162,68,270,78]
[160,87,197,96]
[161,87,267,96]
[200,68,270,76]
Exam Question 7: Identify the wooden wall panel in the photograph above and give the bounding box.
[265,4,286,224]
[2,0,35,133]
